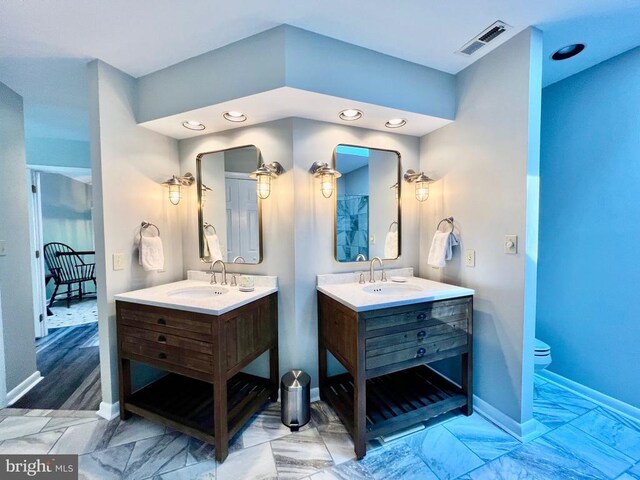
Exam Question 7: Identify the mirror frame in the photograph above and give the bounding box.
[332,144,402,263]
[196,144,264,264]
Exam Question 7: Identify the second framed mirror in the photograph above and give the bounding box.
[334,144,401,263]
[197,145,262,264]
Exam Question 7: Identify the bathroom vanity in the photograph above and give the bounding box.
[115,274,278,462]
[317,270,474,458]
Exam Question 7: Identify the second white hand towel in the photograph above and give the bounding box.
[384,230,398,259]
[428,231,451,268]
[205,233,224,263]
[139,236,164,271]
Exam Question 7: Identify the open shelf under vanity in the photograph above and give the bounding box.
[123,372,273,445]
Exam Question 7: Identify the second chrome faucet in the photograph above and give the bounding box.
[369,257,386,283]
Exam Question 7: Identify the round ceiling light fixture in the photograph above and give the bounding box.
[385,118,407,128]
[223,111,248,122]
[182,120,206,131]
[338,109,363,121]
[551,43,585,61]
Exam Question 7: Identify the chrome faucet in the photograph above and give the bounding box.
[355,253,366,262]
[369,257,383,283]
[209,260,227,285]
[233,256,246,263]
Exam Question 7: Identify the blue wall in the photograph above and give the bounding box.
[538,46,640,407]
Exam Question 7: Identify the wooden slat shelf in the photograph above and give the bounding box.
[124,372,274,444]
[321,365,467,439]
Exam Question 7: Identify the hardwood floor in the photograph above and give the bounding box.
[13,322,101,410]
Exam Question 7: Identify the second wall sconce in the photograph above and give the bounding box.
[310,161,342,198]
[249,162,284,199]
[404,169,434,202]
[162,173,195,205]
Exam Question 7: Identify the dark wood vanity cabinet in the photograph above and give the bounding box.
[116,293,278,462]
[318,293,473,458]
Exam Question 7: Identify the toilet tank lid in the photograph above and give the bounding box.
[535,338,551,351]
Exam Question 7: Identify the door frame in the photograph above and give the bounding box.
[27,169,47,338]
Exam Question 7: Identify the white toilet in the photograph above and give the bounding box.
[534,338,552,372]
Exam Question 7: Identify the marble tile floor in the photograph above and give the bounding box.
[0,375,638,479]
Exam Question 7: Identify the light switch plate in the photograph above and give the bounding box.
[504,235,518,254]
[464,249,475,267]
[0,240,6,256]
[113,253,125,271]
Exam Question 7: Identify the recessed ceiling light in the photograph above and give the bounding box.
[182,120,205,131]
[551,43,585,61]
[223,111,247,122]
[338,109,363,121]
[385,118,407,128]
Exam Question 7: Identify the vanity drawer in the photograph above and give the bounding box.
[118,303,212,341]
[366,319,468,356]
[364,297,471,333]
[365,334,467,371]
[120,337,214,375]
[120,325,212,354]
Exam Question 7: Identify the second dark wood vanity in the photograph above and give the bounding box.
[318,292,473,458]
[116,293,278,462]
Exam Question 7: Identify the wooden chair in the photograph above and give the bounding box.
[43,242,96,308]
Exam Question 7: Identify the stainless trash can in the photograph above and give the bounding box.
[281,370,311,431]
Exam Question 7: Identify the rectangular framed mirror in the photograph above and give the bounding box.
[197,145,262,264]
[334,144,401,262]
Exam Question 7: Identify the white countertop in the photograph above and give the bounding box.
[114,277,278,316]
[316,271,474,312]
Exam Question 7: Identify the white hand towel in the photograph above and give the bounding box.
[205,233,224,263]
[428,231,456,268]
[139,236,164,272]
[384,230,398,259]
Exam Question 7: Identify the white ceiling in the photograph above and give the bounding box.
[140,88,452,139]
[1,0,639,141]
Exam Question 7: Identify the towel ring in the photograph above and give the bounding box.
[437,217,454,233]
[388,221,398,233]
[203,223,217,235]
[140,221,160,237]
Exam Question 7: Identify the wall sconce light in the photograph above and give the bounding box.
[162,173,194,205]
[404,169,434,202]
[390,182,399,200]
[200,183,212,204]
[249,162,284,199]
[310,161,342,198]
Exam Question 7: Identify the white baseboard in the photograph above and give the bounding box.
[473,395,545,443]
[97,401,120,420]
[539,370,640,422]
[7,371,42,406]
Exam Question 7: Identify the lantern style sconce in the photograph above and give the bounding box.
[162,173,195,205]
[249,162,284,199]
[310,161,342,198]
[404,169,434,202]
[200,183,212,204]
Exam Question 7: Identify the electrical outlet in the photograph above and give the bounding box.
[113,253,125,271]
[464,249,475,267]
[0,240,6,256]
[504,235,518,254]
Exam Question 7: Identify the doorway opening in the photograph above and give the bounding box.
[13,165,101,410]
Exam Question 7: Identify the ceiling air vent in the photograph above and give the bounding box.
[456,21,510,56]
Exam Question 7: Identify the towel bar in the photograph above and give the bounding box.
[437,217,454,233]
[140,221,160,237]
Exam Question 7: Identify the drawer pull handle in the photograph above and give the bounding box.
[417,313,426,321]
[158,352,167,359]
[417,330,426,339]
[157,335,167,343]
[416,347,426,358]
[157,318,166,325]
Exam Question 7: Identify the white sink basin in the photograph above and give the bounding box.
[167,286,229,298]
[362,283,424,296]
